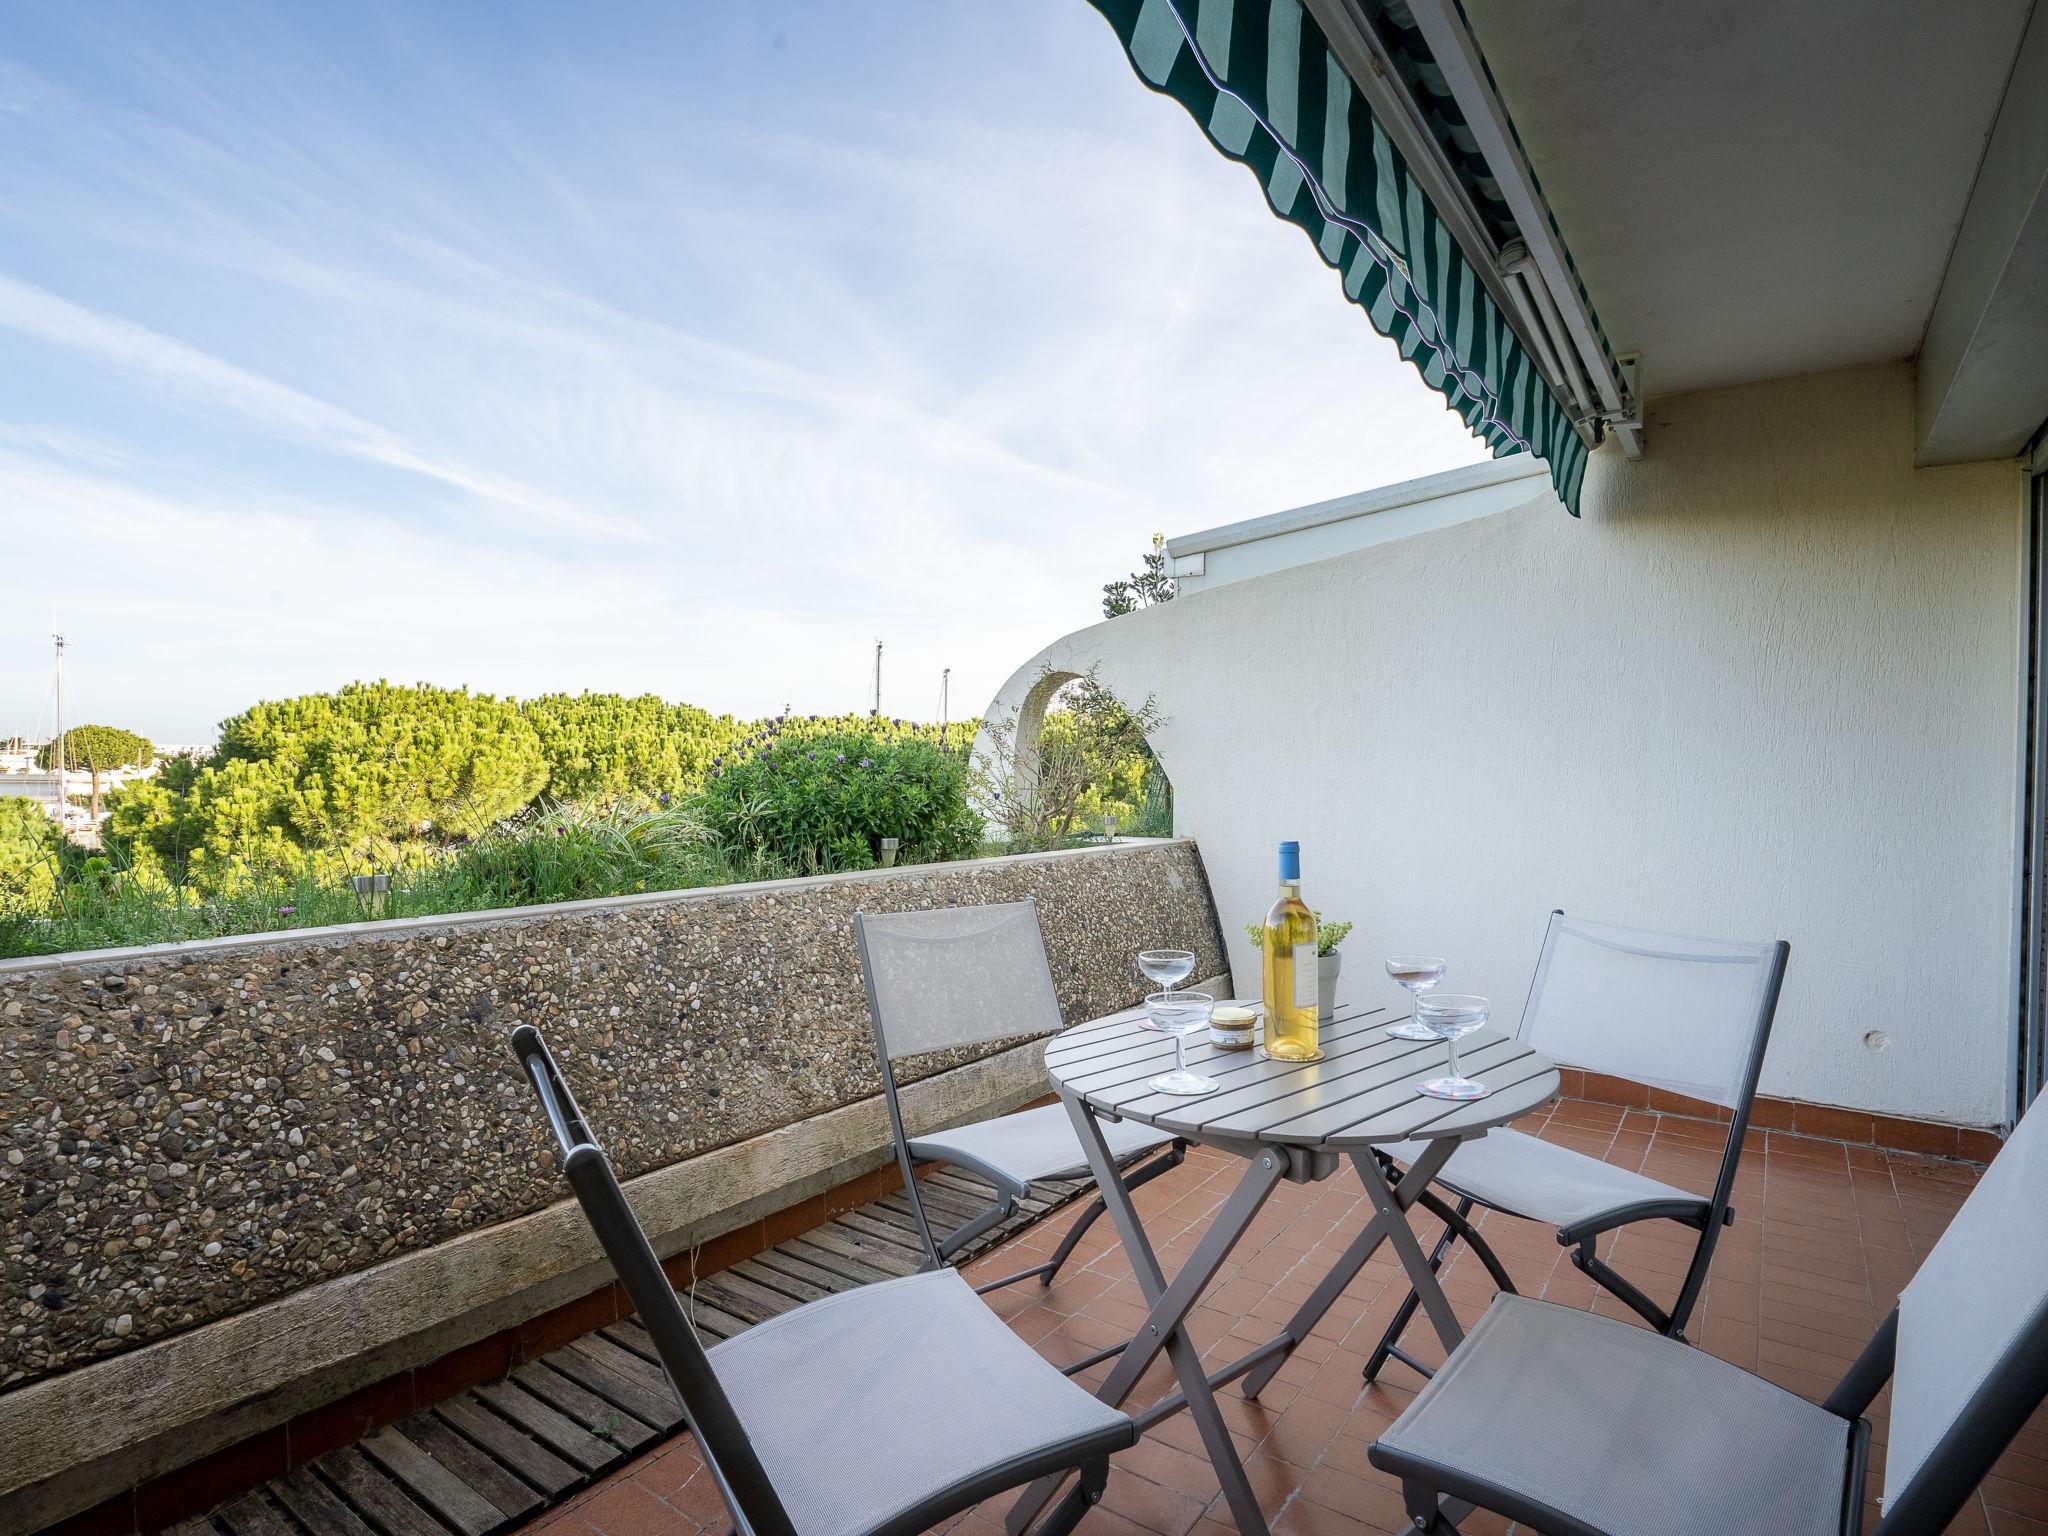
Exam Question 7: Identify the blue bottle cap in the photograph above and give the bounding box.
[1278,841,1301,881]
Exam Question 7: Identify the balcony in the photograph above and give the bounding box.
[2,839,2037,1536]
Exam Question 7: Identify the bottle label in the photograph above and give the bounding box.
[1292,943,1318,1013]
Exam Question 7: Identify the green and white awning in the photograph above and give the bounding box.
[1086,0,1601,512]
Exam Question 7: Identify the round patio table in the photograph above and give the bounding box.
[1007,998,1559,1536]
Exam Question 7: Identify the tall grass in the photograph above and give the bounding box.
[0,800,791,960]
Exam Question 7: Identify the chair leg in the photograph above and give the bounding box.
[1362,1194,1479,1384]
[1032,1457,1108,1536]
[1571,1242,1677,1336]
[1040,1139,1185,1287]
[1403,1479,1462,1534]
[1040,1193,1108,1286]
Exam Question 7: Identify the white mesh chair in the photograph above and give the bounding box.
[512,1026,1136,1536]
[1369,1092,2048,1536]
[855,900,1185,1296]
[1364,912,1789,1383]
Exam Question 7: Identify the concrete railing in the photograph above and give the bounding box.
[0,839,1228,1533]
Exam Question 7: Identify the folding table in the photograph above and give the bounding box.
[1005,1000,1559,1536]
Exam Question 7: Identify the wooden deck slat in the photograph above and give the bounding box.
[315,1448,449,1536]
[397,1412,545,1523]
[509,1363,659,1452]
[809,1221,923,1275]
[475,1381,623,1473]
[217,1493,296,1536]
[569,1331,683,1406]
[656,1287,750,1339]
[726,1256,832,1307]
[165,1521,233,1536]
[549,1339,687,1431]
[433,1397,582,1496]
[744,1246,871,1296]
[841,1200,927,1241]
[271,1469,380,1536]
[360,1427,508,1536]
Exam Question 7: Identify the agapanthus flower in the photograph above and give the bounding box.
[859,757,873,769]
[835,752,846,763]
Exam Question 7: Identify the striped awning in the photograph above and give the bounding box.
[1087,0,1595,511]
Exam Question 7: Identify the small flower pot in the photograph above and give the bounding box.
[1318,949,1343,1022]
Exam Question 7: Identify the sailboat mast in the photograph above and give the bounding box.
[51,634,68,825]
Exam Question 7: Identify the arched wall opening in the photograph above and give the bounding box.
[973,662,1172,849]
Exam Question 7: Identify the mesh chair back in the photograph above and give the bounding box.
[1520,913,1785,1111]
[1881,1096,2048,1527]
[855,900,1065,1061]
[510,1026,797,1536]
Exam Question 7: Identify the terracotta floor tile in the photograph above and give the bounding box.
[512,1102,2044,1536]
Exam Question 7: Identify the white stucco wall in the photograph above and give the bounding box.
[983,364,2028,1127]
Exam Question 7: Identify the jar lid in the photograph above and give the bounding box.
[1211,1005,1255,1025]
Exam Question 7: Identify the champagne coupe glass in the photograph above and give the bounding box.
[1415,993,1492,1100]
[1137,949,1196,1029]
[1384,956,1447,1040]
[1145,991,1219,1096]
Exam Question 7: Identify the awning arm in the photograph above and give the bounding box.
[1398,0,1645,459]
[1301,0,1600,452]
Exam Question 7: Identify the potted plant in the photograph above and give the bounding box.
[1245,913,1355,1021]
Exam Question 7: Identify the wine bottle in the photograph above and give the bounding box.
[1261,841,1323,1061]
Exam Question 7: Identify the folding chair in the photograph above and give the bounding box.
[1369,1090,2048,1536]
[512,1026,1136,1536]
[855,899,1185,1294]
[1364,912,1788,1383]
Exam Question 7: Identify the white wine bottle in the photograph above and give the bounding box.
[1261,841,1323,1061]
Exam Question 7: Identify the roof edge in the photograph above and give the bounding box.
[1165,453,1550,558]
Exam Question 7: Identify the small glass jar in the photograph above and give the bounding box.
[1209,1005,1256,1050]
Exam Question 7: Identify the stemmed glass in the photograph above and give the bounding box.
[1145,991,1219,1096]
[1415,993,1492,1100]
[1384,956,1447,1040]
[1137,949,1196,1029]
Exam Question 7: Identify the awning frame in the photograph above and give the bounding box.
[1394,0,1643,459]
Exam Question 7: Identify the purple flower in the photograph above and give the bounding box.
[859,758,872,769]
[658,792,671,806]
[554,825,566,835]
[834,752,846,763]
[276,904,295,916]
[710,768,721,778]
[807,750,818,760]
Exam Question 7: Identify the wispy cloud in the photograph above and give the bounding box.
[0,271,658,542]
[0,2,1488,739]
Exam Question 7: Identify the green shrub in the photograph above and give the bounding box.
[103,681,547,891]
[521,693,749,803]
[698,729,978,873]
[0,799,65,917]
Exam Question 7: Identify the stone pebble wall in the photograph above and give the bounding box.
[0,841,1225,1389]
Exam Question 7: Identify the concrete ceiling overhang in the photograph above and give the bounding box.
[1460,0,2039,420]
[1916,4,2048,465]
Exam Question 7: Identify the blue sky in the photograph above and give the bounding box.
[0,2,1486,743]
